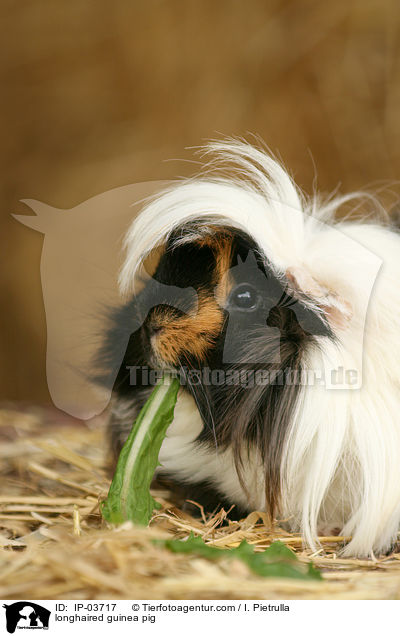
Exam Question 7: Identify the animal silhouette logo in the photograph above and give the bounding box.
[3,602,50,633]
[13,183,382,419]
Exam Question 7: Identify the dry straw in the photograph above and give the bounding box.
[1,408,400,600]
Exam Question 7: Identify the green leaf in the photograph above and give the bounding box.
[101,375,180,525]
[156,535,322,581]
[160,533,224,560]
[259,539,297,561]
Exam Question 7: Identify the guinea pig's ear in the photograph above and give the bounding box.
[286,266,353,330]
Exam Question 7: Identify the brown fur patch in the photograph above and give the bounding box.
[196,230,235,306]
[150,230,235,365]
[151,292,224,365]
[213,235,234,306]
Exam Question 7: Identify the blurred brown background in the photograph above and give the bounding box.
[1,0,400,406]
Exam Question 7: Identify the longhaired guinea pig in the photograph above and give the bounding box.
[102,140,400,557]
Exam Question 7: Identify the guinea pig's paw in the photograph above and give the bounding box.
[286,266,353,330]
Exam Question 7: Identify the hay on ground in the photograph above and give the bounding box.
[1,407,400,600]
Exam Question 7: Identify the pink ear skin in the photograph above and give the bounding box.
[286,266,353,331]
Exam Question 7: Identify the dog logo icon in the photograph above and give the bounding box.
[3,602,50,633]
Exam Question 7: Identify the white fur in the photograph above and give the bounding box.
[120,140,400,556]
[157,390,267,512]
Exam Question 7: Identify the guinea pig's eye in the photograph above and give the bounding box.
[229,283,259,310]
